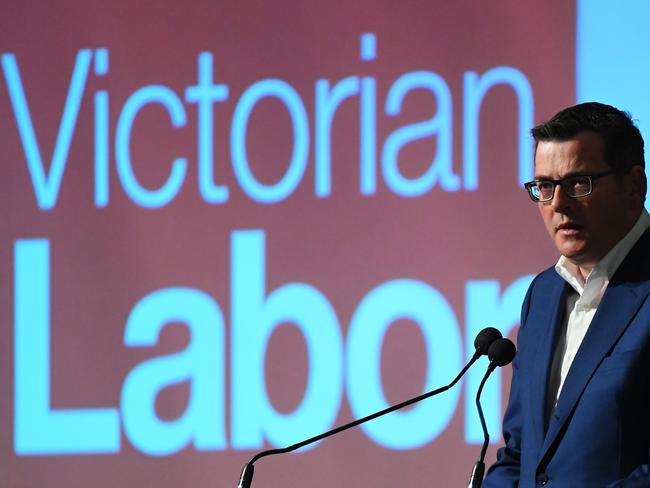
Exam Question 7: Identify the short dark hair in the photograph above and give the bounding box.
[531,102,645,172]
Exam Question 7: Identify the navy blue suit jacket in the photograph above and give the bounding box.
[484,228,650,487]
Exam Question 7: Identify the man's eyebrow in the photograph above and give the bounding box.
[532,171,590,180]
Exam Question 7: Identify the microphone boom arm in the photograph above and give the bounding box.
[237,327,506,488]
[250,353,479,464]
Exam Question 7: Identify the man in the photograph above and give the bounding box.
[483,102,650,487]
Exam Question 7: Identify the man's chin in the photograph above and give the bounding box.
[555,240,588,262]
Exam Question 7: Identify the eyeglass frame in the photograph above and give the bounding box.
[523,169,618,202]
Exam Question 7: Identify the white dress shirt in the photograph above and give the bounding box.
[546,209,650,420]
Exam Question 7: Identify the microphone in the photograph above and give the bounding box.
[236,327,503,488]
[474,327,503,358]
[467,337,517,488]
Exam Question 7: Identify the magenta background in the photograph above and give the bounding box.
[1,1,574,486]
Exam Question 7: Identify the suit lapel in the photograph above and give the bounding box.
[526,274,568,454]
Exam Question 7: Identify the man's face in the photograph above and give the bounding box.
[534,132,640,270]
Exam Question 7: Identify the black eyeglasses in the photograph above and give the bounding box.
[524,169,617,202]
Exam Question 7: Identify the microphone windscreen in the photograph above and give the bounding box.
[487,338,516,366]
[474,327,503,356]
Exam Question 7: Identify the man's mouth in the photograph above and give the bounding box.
[555,222,583,234]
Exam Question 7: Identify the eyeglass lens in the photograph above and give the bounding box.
[531,176,592,201]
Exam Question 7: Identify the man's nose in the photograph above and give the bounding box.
[549,183,572,211]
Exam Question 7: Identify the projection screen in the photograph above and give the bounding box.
[3,0,650,486]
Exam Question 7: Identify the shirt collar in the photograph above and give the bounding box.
[555,209,650,302]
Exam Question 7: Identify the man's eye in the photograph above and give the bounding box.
[568,177,590,190]
[537,181,553,190]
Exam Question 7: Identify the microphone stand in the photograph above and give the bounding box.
[467,363,495,488]
[467,337,516,488]
[237,352,482,488]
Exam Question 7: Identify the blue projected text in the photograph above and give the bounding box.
[1,34,535,210]
[13,233,532,456]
